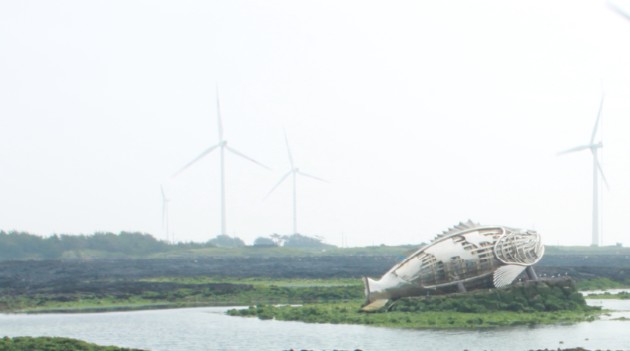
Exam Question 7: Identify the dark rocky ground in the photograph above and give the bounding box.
[0,254,628,297]
[537,254,630,281]
[0,256,391,292]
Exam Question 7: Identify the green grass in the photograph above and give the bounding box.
[584,291,630,300]
[577,277,630,291]
[227,279,603,329]
[227,302,600,329]
[0,337,146,351]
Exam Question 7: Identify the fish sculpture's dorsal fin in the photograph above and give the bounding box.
[432,219,480,242]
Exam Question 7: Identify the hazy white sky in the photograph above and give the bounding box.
[1,0,630,247]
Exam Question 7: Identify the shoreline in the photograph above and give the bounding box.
[9,302,242,314]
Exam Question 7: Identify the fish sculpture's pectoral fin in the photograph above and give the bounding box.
[361,299,389,312]
[493,264,527,288]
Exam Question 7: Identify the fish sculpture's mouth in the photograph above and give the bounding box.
[494,229,544,266]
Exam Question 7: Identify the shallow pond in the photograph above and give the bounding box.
[1,300,629,351]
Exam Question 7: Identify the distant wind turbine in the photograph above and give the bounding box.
[172,89,270,236]
[608,0,630,21]
[265,131,327,234]
[558,95,609,246]
[161,185,171,243]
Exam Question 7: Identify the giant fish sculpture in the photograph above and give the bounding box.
[362,221,545,311]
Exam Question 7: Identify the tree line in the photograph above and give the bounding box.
[0,231,334,260]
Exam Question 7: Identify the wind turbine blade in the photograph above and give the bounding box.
[172,143,220,177]
[216,86,224,142]
[264,170,292,199]
[161,185,166,200]
[297,171,329,183]
[594,156,611,190]
[590,94,605,144]
[283,129,294,168]
[225,145,271,170]
[608,1,630,22]
[557,145,591,155]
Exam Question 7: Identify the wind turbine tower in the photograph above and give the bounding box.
[173,89,270,236]
[558,96,609,246]
[266,131,327,234]
[161,185,171,243]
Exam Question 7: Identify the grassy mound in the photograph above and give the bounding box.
[227,279,601,329]
[0,337,146,351]
[389,278,590,313]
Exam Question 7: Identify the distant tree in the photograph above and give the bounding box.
[0,231,63,259]
[117,231,169,254]
[208,234,245,248]
[253,237,277,247]
[174,241,215,249]
[0,231,169,260]
[282,233,335,249]
[82,231,168,255]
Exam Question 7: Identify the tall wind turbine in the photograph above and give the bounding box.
[558,95,609,246]
[265,131,327,234]
[173,89,270,236]
[161,185,171,243]
[609,0,630,21]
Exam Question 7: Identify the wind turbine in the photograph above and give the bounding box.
[265,131,327,235]
[161,185,171,243]
[172,89,270,236]
[558,95,609,246]
[609,0,630,21]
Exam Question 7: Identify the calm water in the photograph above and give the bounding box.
[1,300,629,351]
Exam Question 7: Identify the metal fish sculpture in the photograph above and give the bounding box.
[362,220,545,311]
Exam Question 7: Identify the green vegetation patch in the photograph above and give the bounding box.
[0,336,146,351]
[390,279,592,313]
[585,291,630,300]
[227,279,602,329]
[227,302,599,329]
[577,277,630,291]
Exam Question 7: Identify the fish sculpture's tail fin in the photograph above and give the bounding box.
[362,298,388,312]
[361,276,389,312]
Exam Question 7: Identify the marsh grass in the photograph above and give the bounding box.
[227,279,603,329]
[227,302,599,329]
[0,337,146,351]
